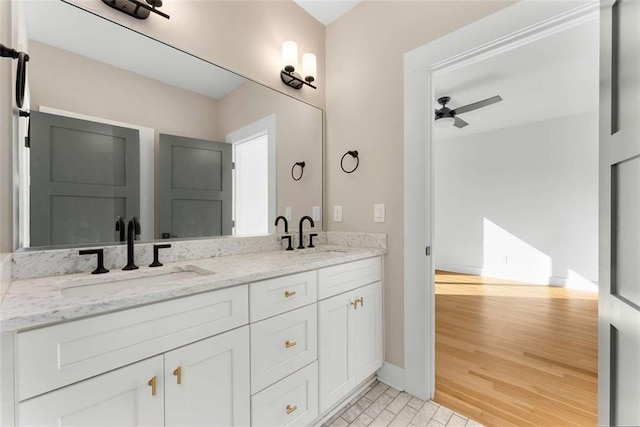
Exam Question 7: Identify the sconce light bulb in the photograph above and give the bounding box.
[282,41,298,72]
[302,53,317,83]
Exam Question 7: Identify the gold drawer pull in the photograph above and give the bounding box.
[148,376,157,396]
[173,366,182,385]
[357,297,364,307]
[286,404,298,414]
[284,290,297,298]
[285,340,297,348]
[351,300,358,310]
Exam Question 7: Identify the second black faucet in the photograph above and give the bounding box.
[298,216,315,249]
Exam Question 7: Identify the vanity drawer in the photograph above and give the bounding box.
[251,361,318,427]
[17,285,248,401]
[250,271,317,322]
[318,257,381,299]
[250,304,317,393]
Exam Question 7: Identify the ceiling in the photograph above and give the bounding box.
[293,0,363,25]
[434,18,599,140]
[24,0,246,100]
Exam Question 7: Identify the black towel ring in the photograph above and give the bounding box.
[340,150,359,173]
[291,161,305,181]
[1,44,29,109]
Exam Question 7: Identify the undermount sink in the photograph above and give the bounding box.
[61,267,213,298]
[294,248,349,255]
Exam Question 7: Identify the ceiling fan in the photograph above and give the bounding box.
[434,95,502,128]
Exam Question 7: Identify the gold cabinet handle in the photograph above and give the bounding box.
[357,297,364,307]
[173,366,182,385]
[284,290,297,298]
[148,376,157,396]
[286,404,298,414]
[351,300,358,310]
[285,340,297,348]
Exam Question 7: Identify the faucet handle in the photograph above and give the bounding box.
[150,244,172,267]
[308,233,318,248]
[79,249,109,274]
[281,235,294,251]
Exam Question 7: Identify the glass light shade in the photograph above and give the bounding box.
[435,116,456,128]
[301,53,317,83]
[282,41,298,72]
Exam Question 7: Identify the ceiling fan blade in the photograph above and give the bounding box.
[454,117,469,128]
[453,95,502,115]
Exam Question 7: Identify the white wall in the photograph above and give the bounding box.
[434,112,598,289]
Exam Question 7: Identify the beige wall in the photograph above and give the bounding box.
[218,81,323,225]
[325,1,513,368]
[67,0,325,110]
[29,41,220,142]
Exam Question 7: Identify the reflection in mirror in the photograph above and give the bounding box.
[17,0,322,249]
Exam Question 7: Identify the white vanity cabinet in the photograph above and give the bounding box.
[318,259,383,413]
[10,255,384,427]
[19,355,165,426]
[18,327,250,427]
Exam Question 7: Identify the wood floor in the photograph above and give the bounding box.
[433,271,598,427]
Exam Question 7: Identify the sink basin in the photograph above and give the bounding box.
[61,267,213,298]
[294,248,349,255]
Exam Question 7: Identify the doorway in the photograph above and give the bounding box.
[403,0,601,406]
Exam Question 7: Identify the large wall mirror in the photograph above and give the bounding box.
[16,0,323,249]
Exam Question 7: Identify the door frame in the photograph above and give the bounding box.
[402,0,599,400]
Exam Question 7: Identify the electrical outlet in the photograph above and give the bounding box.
[503,256,509,264]
[334,205,343,222]
[374,204,385,223]
[285,207,292,221]
[312,206,320,221]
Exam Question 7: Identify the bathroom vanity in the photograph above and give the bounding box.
[0,238,385,426]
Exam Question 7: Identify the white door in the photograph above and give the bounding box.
[599,0,640,425]
[18,356,164,427]
[318,291,357,413]
[233,133,270,235]
[164,326,250,427]
[353,282,384,383]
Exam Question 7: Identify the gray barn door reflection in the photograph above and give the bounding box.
[30,111,140,247]
[159,134,232,239]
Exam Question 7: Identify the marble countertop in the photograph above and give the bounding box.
[0,246,384,332]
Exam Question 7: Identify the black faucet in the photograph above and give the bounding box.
[275,215,289,233]
[123,217,141,270]
[298,216,314,249]
[115,216,126,242]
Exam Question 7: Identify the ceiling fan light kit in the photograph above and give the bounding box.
[434,95,502,128]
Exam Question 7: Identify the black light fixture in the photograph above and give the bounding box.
[102,0,170,20]
[281,41,316,90]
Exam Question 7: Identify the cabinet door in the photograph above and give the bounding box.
[164,326,250,427]
[318,291,356,413]
[353,282,383,383]
[18,356,163,427]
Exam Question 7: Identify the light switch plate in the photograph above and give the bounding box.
[312,206,320,221]
[334,205,343,222]
[374,204,385,223]
[285,207,292,221]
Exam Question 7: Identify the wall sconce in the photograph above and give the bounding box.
[281,41,316,90]
[102,0,170,20]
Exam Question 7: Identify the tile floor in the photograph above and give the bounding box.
[322,380,483,427]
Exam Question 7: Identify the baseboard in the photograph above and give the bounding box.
[436,263,598,292]
[376,362,404,391]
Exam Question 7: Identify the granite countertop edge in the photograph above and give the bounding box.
[0,246,385,332]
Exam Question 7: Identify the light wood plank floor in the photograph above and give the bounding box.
[434,271,598,427]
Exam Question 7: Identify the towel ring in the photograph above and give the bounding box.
[16,51,29,109]
[291,161,305,181]
[340,150,359,174]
